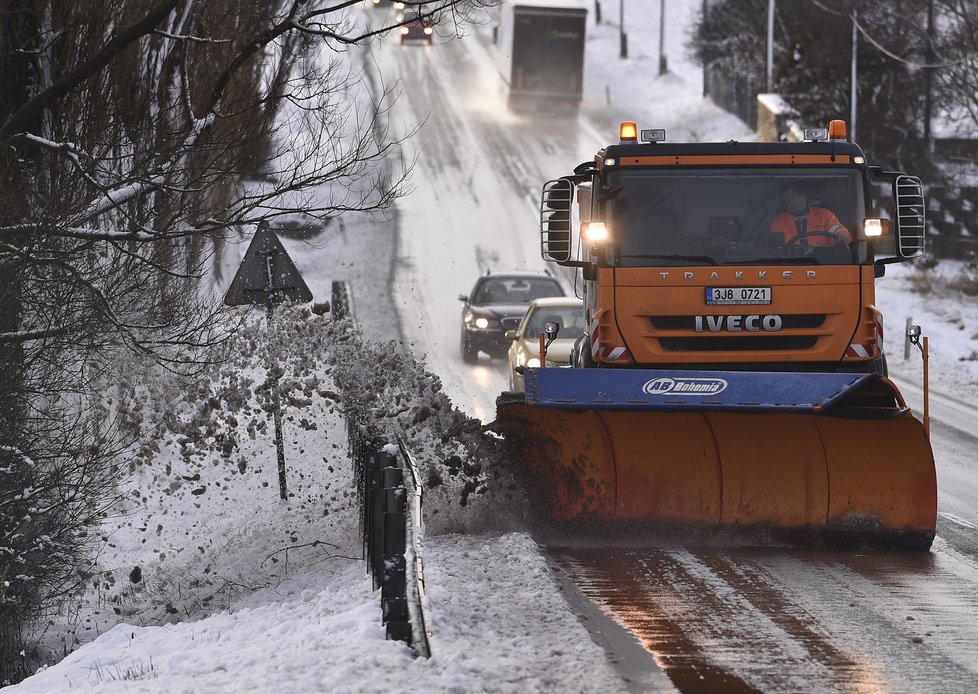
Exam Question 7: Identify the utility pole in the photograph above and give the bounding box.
[924,0,935,153]
[850,8,858,142]
[619,0,627,59]
[766,0,775,92]
[658,0,667,74]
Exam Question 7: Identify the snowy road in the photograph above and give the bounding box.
[375,10,978,694]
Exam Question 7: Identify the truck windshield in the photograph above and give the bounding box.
[602,168,866,266]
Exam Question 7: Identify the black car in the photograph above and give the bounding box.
[459,271,565,363]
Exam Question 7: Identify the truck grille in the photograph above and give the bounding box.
[649,314,826,331]
[658,336,819,352]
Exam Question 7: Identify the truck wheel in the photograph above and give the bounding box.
[871,353,888,377]
[573,335,597,368]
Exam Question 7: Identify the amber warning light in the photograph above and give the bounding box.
[829,119,847,141]
[619,121,638,143]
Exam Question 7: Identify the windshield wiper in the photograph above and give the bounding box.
[735,256,823,265]
[620,254,719,266]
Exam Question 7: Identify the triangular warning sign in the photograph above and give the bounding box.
[224,224,313,306]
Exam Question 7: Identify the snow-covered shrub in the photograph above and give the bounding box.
[321,315,527,535]
[53,303,524,646]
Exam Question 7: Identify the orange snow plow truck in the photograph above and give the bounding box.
[496,120,937,549]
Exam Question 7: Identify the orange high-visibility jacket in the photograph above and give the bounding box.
[770,206,852,245]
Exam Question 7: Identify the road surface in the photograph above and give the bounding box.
[373,17,978,693]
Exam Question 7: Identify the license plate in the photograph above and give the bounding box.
[705,286,772,305]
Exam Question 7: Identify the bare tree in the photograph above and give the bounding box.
[0,0,497,680]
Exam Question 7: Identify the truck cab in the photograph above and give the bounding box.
[540,121,926,373]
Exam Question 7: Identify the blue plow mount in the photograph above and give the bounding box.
[520,368,874,413]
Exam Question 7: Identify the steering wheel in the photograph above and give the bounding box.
[783,231,845,247]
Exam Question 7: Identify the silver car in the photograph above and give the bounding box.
[506,297,586,392]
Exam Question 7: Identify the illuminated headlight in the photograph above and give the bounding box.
[863,217,890,238]
[465,312,493,329]
[424,27,433,35]
[583,221,609,242]
[400,27,409,34]
[394,1,404,7]
[527,357,541,368]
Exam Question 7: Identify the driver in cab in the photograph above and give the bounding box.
[770,184,851,246]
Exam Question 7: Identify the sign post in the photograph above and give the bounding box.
[224,222,313,500]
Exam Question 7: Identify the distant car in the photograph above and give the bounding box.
[400,14,434,43]
[459,271,565,363]
[506,298,586,391]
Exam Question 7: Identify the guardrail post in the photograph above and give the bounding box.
[382,469,410,643]
[368,452,390,588]
[361,447,377,561]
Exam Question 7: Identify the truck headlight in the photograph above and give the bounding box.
[583,221,609,243]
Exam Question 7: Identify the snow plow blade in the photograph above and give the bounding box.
[496,370,937,550]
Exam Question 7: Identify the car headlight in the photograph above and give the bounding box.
[527,357,541,368]
[464,312,496,329]
[424,27,433,35]
[400,27,409,34]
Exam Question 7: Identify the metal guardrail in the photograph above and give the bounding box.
[331,280,361,334]
[397,439,430,657]
[337,279,430,656]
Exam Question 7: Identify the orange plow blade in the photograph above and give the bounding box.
[496,371,937,549]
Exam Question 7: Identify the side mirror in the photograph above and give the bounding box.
[504,329,517,340]
[458,294,469,302]
[541,179,573,262]
[893,175,925,257]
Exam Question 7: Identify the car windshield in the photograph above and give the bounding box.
[523,305,585,339]
[473,277,563,304]
[602,168,866,266]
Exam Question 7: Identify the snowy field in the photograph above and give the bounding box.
[8,0,977,692]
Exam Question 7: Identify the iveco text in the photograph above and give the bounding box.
[694,315,784,332]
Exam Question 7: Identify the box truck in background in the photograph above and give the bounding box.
[495,1,588,111]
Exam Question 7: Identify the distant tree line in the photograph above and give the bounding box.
[691,0,978,260]
[0,0,494,682]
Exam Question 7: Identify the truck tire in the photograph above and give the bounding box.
[872,353,888,377]
[572,335,596,369]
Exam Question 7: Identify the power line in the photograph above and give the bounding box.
[809,0,978,69]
